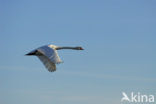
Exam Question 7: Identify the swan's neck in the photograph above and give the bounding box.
[56,46,77,50]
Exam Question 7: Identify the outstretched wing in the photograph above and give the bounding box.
[35,45,62,72]
[37,55,56,72]
[37,45,62,64]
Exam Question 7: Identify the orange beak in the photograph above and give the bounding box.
[80,47,84,50]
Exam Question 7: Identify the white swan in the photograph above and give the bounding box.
[26,44,84,72]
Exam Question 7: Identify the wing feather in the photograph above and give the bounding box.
[34,45,62,72]
[37,45,62,64]
[37,55,56,72]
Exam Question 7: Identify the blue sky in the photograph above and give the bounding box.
[0,0,156,104]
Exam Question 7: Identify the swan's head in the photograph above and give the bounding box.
[75,47,84,50]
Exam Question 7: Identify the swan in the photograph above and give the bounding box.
[25,44,84,72]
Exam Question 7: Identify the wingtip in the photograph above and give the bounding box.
[25,51,37,56]
[25,53,29,56]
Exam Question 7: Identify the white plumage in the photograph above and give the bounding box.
[26,44,83,72]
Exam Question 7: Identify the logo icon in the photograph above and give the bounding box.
[121,92,130,102]
[121,92,155,103]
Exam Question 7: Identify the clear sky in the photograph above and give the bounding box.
[0,0,156,104]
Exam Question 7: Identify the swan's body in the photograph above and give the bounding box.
[26,44,83,72]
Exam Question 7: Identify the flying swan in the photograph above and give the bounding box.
[26,44,84,72]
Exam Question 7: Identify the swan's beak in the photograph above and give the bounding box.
[80,47,84,50]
